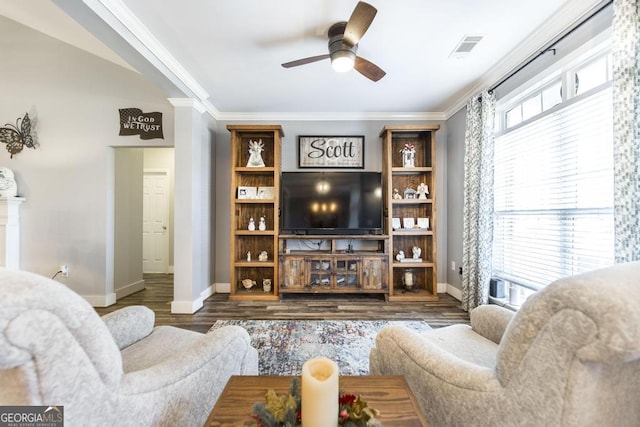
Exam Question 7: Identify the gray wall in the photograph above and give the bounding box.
[445,107,467,291]
[214,120,448,285]
[114,148,144,294]
[2,17,174,302]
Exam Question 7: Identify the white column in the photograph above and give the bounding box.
[168,98,206,313]
[0,197,25,270]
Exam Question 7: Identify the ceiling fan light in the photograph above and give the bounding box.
[331,50,355,72]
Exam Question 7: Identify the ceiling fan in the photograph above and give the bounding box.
[281,1,386,82]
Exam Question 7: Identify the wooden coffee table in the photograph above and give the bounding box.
[204,375,428,426]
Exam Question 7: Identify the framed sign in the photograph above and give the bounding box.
[298,135,364,168]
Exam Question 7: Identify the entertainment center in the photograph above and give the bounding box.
[228,124,439,302]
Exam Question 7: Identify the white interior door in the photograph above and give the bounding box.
[143,171,169,273]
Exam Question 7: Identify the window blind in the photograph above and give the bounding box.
[492,85,614,290]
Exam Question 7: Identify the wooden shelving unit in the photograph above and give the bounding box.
[228,125,283,301]
[381,125,440,301]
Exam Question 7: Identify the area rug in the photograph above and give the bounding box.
[209,320,431,376]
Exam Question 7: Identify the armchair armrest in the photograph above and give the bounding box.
[101,306,155,350]
[470,305,514,345]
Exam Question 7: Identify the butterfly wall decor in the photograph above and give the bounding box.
[0,113,36,159]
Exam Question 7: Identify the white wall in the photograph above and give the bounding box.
[1,17,175,303]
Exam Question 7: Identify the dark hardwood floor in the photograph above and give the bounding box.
[95,274,470,333]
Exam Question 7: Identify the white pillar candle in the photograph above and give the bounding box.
[301,357,339,427]
[404,271,414,286]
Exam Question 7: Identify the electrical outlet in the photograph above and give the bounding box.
[458,266,463,275]
[450,261,455,271]
[60,265,68,277]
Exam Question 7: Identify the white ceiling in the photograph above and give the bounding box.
[1,0,602,120]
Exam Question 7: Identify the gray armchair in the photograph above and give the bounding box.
[0,269,258,426]
[370,262,640,426]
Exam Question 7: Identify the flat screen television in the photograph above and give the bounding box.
[280,171,383,235]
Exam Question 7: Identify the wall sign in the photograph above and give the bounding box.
[298,135,364,168]
[118,108,164,140]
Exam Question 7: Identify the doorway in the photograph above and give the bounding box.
[143,170,170,273]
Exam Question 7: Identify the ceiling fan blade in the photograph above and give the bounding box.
[343,1,377,47]
[354,56,386,82]
[281,54,330,68]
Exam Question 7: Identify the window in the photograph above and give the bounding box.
[492,46,613,295]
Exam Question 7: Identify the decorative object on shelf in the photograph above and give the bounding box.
[0,167,18,197]
[248,217,256,231]
[258,186,275,199]
[251,377,380,427]
[1,112,36,159]
[118,108,163,140]
[402,269,416,291]
[402,218,415,229]
[417,182,429,199]
[400,143,415,168]
[403,187,417,199]
[391,217,401,230]
[247,251,252,261]
[262,278,272,292]
[241,278,256,290]
[395,250,405,262]
[417,217,430,229]
[412,246,421,259]
[298,135,365,169]
[247,139,265,167]
[392,188,402,199]
[258,250,268,262]
[259,216,266,231]
[238,186,258,199]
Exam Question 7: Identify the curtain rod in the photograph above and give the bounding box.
[487,0,613,95]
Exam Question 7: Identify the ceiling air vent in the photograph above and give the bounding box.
[449,35,483,59]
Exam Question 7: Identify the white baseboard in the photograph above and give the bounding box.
[201,283,216,300]
[171,298,204,314]
[437,282,447,293]
[84,292,117,307]
[446,284,462,301]
[168,265,174,274]
[115,279,145,299]
[215,282,231,294]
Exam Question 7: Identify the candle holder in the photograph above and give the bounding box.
[402,269,418,293]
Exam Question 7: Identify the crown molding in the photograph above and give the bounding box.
[86,0,210,101]
[443,0,605,119]
[216,111,446,122]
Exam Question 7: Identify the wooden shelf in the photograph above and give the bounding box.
[382,125,440,301]
[228,125,282,300]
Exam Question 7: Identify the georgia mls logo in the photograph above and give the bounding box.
[0,405,64,427]
[119,108,164,140]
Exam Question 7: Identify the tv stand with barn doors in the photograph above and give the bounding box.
[278,234,389,298]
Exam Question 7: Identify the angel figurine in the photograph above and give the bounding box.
[246,139,265,167]
[417,183,429,199]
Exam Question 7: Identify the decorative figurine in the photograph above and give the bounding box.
[412,246,422,259]
[0,167,18,197]
[246,251,251,261]
[246,139,265,167]
[258,250,268,262]
[392,188,402,199]
[400,143,415,168]
[248,217,255,231]
[262,278,272,292]
[258,216,266,231]
[417,182,429,199]
[395,250,405,262]
[404,187,417,199]
[241,278,256,290]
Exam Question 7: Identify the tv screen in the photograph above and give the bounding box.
[280,172,383,235]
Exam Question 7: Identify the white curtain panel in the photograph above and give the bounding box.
[613,0,640,263]
[462,91,496,311]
